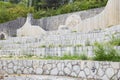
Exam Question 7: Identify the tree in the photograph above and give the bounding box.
[0,8,10,23]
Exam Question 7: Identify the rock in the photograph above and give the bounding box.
[94,62,99,69]
[102,75,109,80]
[43,70,49,75]
[27,60,33,67]
[23,61,27,67]
[52,64,56,68]
[118,70,120,78]
[13,66,17,73]
[8,69,14,74]
[23,68,29,74]
[105,68,114,78]
[78,71,86,78]
[97,68,104,77]
[16,70,22,74]
[111,62,119,69]
[3,61,7,66]
[8,63,13,69]
[84,68,90,76]
[66,63,72,70]
[86,62,94,69]
[57,62,64,71]
[28,68,33,74]
[73,65,80,74]
[13,61,18,65]
[59,71,64,76]
[71,72,77,77]
[33,60,39,68]
[50,68,58,75]
[43,64,52,71]
[64,67,71,75]
[35,68,43,75]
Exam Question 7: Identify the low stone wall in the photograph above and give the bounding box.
[0,60,119,80]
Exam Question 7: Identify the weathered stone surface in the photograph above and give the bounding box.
[59,71,64,76]
[16,70,22,74]
[33,61,39,68]
[13,61,18,65]
[3,61,7,66]
[94,62,99,69]
[66,62,72,70]
[71,72,77,77]
[57,62,64,71]
[8,63,14,69]
[27,61,33,67]
[106,68,114,78]
[35,68,43,75]
[23,68,29,74]
[52,64,56,68]
[84,68,90,76]
[81,61,86,70]
[97,68,104,77]
[78,71,86,78]
[13,66,17,72]
[73,65,80,74]
[111,62,119,69]
[50,68,58,75]
[43,70,49,75]
[7,69,14,74]
[102,75,109,80]
[64,67,71,75]
[118,70,120,78]
[28,68,33,74]
[43,64,52,71]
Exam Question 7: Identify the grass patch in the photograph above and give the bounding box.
[0,53,89,60]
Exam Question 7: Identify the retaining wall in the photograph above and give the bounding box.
[0,60,120,80]
[0,46,120,57]
[0,8,103,36]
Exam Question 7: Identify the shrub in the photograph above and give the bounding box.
[109,35,120,46]
[79,53,88,60]
[93,42,120,61]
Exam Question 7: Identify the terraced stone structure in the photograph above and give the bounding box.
[0,0,120,80]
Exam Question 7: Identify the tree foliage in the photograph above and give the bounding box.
[0,0,108,23]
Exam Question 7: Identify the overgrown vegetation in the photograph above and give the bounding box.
[108,35,120,46]
[93,42,120,62]
[0,0,108,23]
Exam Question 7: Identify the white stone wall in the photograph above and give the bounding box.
[0,25,120,57]
[0,46,120,57]
[0,60,120,80]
